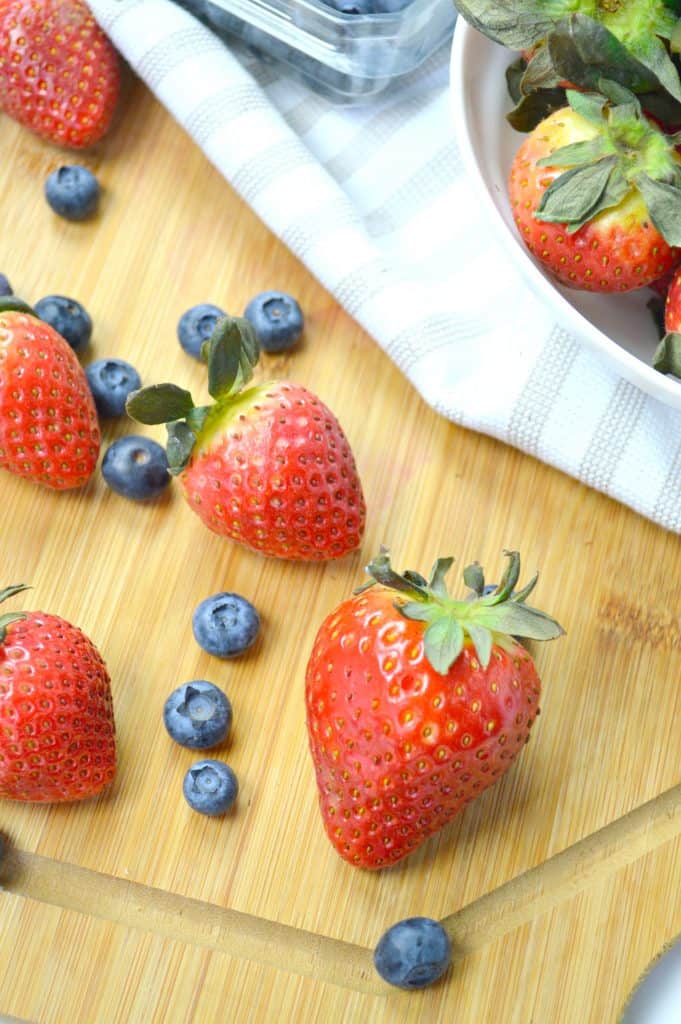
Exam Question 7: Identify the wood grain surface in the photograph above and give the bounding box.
[1,67,680,1024]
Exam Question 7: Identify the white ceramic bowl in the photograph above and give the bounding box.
[449,19,681,411]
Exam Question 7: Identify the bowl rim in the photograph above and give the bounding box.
[449,18,681,412]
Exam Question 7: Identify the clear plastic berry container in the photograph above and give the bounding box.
[174,0,457,103]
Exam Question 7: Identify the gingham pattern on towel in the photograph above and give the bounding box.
[89,0,681,532]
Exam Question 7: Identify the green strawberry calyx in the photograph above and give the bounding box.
[455,1,681,102]
[504,11,681,133]
[532,83,681,242]
[0,584,30,644]
[357,550,565,675]
[0,297,35,317]
[126,315,261,475]
[653,331,681,376]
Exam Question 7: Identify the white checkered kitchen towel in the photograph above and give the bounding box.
[89,0,681,532]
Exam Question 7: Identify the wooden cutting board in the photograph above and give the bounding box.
[1,69,681,1024]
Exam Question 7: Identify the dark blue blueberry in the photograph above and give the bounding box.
[243,291,304,353]
[192,592,260,658]
[44,165,100,221]
[0,274,12,297]
[373,918,451,990]
[183,759,238,816]
[86,358,142,418]
[101,435,170,500]
[163,680,233,749]
[177,303,225,360]
[34,295,92,354]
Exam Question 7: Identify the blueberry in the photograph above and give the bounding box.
[101,435,170,500]
[183,759,238,816]
[0,274,12,297]
[177,303,225,360]
[163,680,233,749]
[86,358,142,418]
[34,295,92,354]
[243,291,304,353]
[192,592,260,658]
[44,165,100,221]
[373,918,451,990]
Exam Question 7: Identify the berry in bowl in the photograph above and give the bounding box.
[449,6,681,411]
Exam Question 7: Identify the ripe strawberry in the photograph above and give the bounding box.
[0,584,116,802]
[653,264,681,377]
[305,550,564,869]
[509,86,681,292]
[0,0,120,149]
[0,298,100,489]
[127,315,365,561]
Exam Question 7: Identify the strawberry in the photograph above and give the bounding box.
[127,315,365,561]
[509,85,681,292]
[0,0,120,149]
[0,584,116,802]
[0,298,100,489]
[653,264,681,377]
[305,550,564,869]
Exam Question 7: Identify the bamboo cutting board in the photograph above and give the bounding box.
[1,69,681,1024]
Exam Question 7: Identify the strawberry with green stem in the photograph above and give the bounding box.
[0,297,100,489]
[509,83,681,291]
[126,315,365,561]
[0,584,116,803]
[305,550,564,870]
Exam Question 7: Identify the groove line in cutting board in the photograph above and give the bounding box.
[3,781,681,993]
[0,847,383,996]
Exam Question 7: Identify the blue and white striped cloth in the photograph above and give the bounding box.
[90,0,681,532]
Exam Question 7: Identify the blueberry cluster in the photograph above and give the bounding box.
[178,290,304,360]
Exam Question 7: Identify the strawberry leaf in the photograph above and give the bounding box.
[126,384,195,425]
[463,561,485,596]
[166,421,197,475]
[653,331,681,376]
[565,88,607,125]
[453,0,561,49]
[206,316,260,400]
[423,616,465,676]
[632,32,681,104]
[364,551,430,600]
[507,88,568,132]
[428,557,454,598]
[547,16,661,96]
[635,175,681,246]
[534,156,619,227]
[474,602,566,641]
[0,585,29,644]
[466,623,493,669]
[536,137,611,169]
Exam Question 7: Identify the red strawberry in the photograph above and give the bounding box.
[0,0,120,149]
[127,315,365,561]
[0,584,116,802]
[509,86,681,293]
[653,264,681,378]
[305,551,564,869]
[0,298,100,489]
